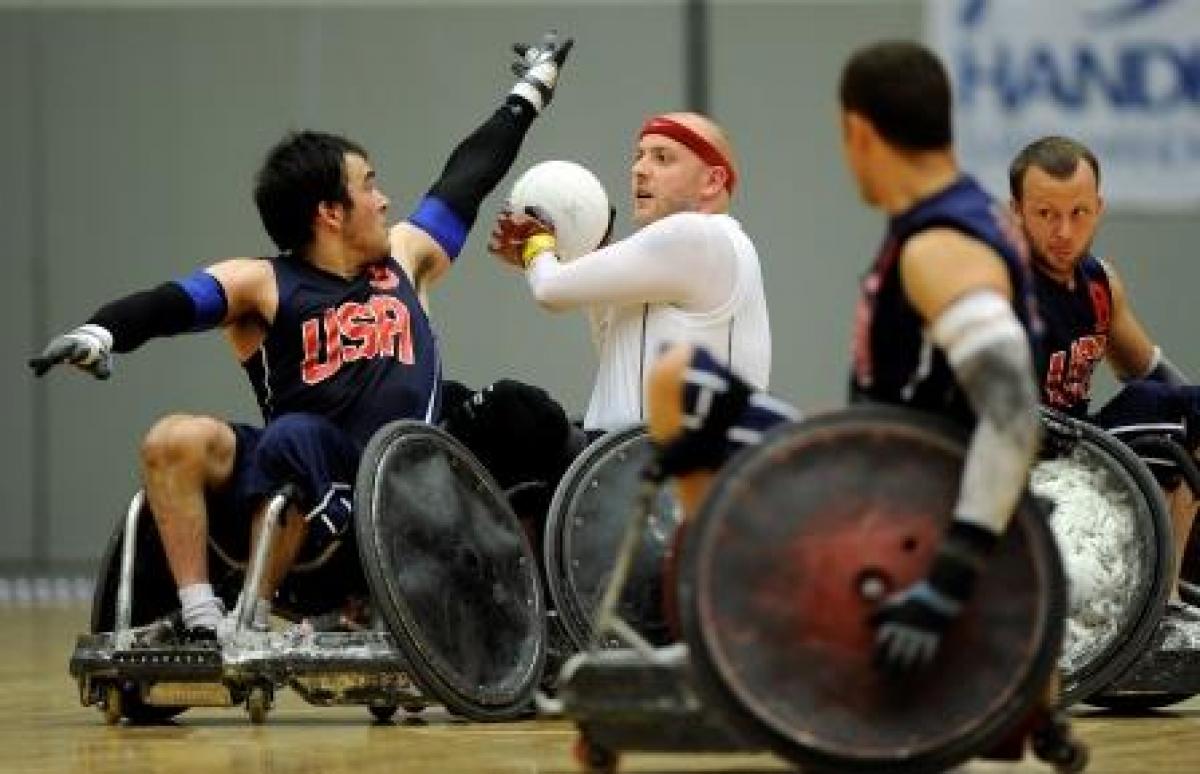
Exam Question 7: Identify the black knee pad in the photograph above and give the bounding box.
[656,376,752,476]
[442,378,573,490]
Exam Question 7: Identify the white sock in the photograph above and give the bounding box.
[179,583,223,630]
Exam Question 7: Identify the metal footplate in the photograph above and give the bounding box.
[72,636,224,681]
[557,646,744,753]
[233,630,424,710]
[71,629,424,721]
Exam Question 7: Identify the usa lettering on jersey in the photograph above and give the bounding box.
[1041,276,1111,409]
[1043,334,1107,409]
[301,295,415,384]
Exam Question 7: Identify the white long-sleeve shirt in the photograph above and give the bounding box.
[525,212,771,431]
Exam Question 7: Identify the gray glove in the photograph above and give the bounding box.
[510,30,574,111]
[28,324,114,379]
[870,520,997,674]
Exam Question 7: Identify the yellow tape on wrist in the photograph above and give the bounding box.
[522,233,557,267]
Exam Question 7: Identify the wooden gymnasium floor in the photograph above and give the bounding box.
[3,607,1198,774]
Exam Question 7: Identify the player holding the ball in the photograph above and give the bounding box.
[489,112,772,433]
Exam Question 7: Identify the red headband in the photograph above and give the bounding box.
[639,115,737,195]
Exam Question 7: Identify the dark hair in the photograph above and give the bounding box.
[253,130,368,253]
[1009,136,1101,200]
[839,40,952,151]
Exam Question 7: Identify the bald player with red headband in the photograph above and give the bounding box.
[489,111,773,433]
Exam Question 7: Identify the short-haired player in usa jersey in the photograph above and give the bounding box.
[649,40,1045,677]
[643,39,1080,760]
[28,31,574,643]
[1010,135,1200,618]
[488,111,772,435]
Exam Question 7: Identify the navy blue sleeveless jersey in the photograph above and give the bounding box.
[242,256,441,447]
[850,175,1040,427]
[1033,256,1111,418]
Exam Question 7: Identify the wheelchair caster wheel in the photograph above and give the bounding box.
[1033,726,1089,774]
[246,685,271,725]
[1051,740,1089,774]
[369,704,398,722]
[573,734,618,774]
[102,684,123,726]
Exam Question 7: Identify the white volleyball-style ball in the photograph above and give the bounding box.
[507,160,611,260]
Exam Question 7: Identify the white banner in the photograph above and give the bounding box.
[925,0,1200,210]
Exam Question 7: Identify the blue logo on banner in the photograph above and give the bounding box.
[959,0,989,26]
[961,0,1178,28]
[1086,0,1179,26]
[954,0,1199,113]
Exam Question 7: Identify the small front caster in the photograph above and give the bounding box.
[246,685,272,725]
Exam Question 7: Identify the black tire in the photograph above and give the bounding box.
[1085,692,1196,712]
[681,406,1066,774]
[354,421,546,722]
[370,704,399,722]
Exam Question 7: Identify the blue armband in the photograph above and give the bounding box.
[407,196,468,260]
[173,269,228,331]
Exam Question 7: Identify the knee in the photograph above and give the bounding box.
[647,344,694,444]
[140,414,230,477]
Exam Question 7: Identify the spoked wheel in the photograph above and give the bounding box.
[679,407,1066,773]
[1034,409,1176,707]
[355,422,547,722]
[543,425,681,651]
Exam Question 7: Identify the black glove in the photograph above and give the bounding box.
[510,30,574,110]
[871,520,998,674]
[28,324,114,379]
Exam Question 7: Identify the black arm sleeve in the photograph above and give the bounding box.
[426,95,538,227]
[86,282,196,353]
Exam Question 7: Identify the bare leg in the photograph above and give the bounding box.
[250,502,309,604]
[141,415,237,589]
[1164,482,1198,603]
[646,343,715,518]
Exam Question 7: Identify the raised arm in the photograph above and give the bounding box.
[390,30,573,299]
[28,257,273,379]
